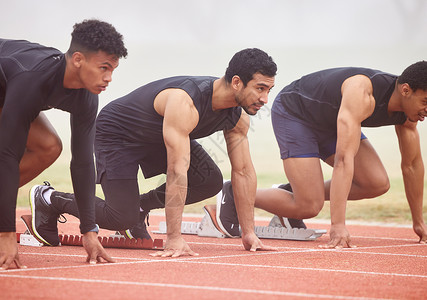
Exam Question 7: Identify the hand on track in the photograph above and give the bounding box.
[150,235,198,258]
[319,224,356,249]
[0,232,27,270]
[82,231,116,264]
[242,232,277,252]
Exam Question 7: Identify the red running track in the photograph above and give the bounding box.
[1,208,426,300]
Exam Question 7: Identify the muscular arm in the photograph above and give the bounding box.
[327,75,375,247]
[224,112,256,235]
[395,121,426,242]
[151,89,199,257]
[224,112,275,251]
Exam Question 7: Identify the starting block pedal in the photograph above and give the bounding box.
[155,212,226,238]
[18,214,163,250]
[154,208,326,241]
[18,215,55,247]
[19,230,44,247]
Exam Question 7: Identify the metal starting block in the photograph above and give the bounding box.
[19,230,44,247]
[154,209,327,241]
[155,214,226,238]
[254,226,326,241]
[18,214,163,249]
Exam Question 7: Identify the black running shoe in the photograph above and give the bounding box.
[216,181,240,238]
[29,182,60,246]
[274,183,307,229]
[122,210,152,240]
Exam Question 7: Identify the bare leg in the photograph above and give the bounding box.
[19,112,62,186]
[254,139,390,220]
[323,139,389,200]
[255,157,326,219]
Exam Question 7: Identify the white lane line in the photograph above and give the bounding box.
[175,260,427,279]
[352,236,415,241]
[0,273,389,300]
[3,247,426,279]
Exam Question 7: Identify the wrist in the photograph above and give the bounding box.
[85,224,99,234]
[0,231,16,238]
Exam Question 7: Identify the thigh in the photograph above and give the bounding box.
[186,140,223,201]
[324,138,388,188]
[353,139,388,187]
[283,156,325,203]
[188,140,222,186]
[100,175,141,215]
[1,107,61,151]
[26,112,61,151]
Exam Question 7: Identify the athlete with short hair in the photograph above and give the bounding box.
[218,62,427,248]
[32,48,278,257]
[0,19,127,270]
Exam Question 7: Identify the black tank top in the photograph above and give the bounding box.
[276,67,407,130]
[96,76,242,146]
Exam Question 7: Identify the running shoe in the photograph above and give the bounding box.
[216,180,240,238]
[29,182,60,246]
[273,183,307,229]
[122,210,152,240]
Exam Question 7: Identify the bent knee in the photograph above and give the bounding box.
[359,176,390,198]
[294,197,324,219]
[40,135,63,164]
[371,178,390,197]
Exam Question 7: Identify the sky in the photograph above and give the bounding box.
[2,0,427,176]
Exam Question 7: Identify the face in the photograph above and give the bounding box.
[76,51,119,94]
[234,73,275,115]
[402,85,427,122]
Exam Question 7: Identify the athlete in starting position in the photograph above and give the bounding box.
[31,48,278,257]
[0,19,127,270]
[217,62,427,248]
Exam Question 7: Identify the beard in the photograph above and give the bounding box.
[235,94,259,116]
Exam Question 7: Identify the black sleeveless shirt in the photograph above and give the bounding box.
[96,76,242,146]
[276,67,407,130]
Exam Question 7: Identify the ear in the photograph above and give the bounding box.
[71,52,85,68]
[231,75,242,91]
[400,83,412,96]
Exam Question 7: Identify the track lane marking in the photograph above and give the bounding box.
[0,273,391,300]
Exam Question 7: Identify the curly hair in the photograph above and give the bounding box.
[225,48,277,86]
[67,19,127,59]
[398,61,427,91]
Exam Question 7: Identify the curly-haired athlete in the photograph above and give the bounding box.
[0,19,127,270]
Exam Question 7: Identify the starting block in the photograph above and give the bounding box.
[18,215,163,250]
[258,215,327,241]
[154,207,226,238]
[19,231,44,247]
[154,206,326,241]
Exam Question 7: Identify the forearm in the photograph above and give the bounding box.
[70,162,96,233]
[330,163,353,226]
[165,170,187,238]
[402,160,425,225]
[231,169,257,235]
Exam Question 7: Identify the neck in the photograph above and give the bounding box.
[63,55,82,89]
[212,77,237,110]
[388,81,403,113]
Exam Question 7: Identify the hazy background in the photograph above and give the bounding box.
[2,0,427,183]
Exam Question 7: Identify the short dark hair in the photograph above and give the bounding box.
[67,19,127,59]
[225,48,277,86]
[397,61,427,92]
